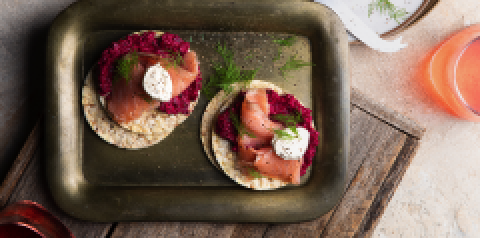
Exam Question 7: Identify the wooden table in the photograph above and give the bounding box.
[0,88,424,238]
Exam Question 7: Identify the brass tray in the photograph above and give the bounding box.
[45,0,349,222]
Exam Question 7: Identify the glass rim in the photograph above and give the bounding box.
[452,36,480,116]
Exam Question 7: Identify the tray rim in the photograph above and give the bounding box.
[45,0,349,223]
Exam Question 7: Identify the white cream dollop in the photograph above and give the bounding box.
[143,63,172,102]
[272,127,310,160]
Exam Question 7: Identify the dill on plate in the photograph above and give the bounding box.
[368,0,408,23]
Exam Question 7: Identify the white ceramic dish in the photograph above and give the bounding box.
[344,0,428,42]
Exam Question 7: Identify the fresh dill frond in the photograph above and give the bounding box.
[142,94,153,104]
[248,168,265,178]
[273,36,297,47]
[279,55,315,80]
[272,36,297,62]
[229,110,256,138]
[164,50,185,69]
[368,0,408,23]
[115,50,139,83]
[273,129,297,140]
[272,112,303,138]
[201,42,259,99]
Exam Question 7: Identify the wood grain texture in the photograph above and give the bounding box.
[111,222,236,238]
[0,119,40,207]
[261,108,408,238]
[109,105,420,238]
[354,138,421,238]
[351,88,425,139]
[5,150,113,238]
[320,108,407,237]
[0,88,423,238]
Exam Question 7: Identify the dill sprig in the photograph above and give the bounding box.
[368,0,408,24]
[248,168,265,178]
[279,55,315,80]
[115,50,139,83]
[229,110,256,138]
[273,36,297,47]
[202,42,259,99]
[273,129,297,140]
[272,36,297,61]
[272,112,303,139]
[164,50,185,69]
[142,94,152,104]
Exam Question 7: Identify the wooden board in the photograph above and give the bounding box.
[0,88,424,238]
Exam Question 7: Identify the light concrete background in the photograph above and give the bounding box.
[0,0,478,237]
[349,1,480,237]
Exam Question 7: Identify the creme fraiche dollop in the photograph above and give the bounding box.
[272,127,310,160]
[143,63,172,102]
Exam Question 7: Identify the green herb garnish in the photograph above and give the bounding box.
[273,36,297,47]
[279,55,315,80]
[142,94,153,104]
[273,129,297,140]
[164,50,185,69]
[248,168,265,178]
[272,112,303,139]
[272,36,297,62]
[115,50,139,83]
[202,42,259,99]
[368,0,408,23]
[230,110,256,138]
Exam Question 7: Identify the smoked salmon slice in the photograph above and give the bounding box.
[254,147,303,184]
[236,88,303,184]
[106,51,199,124]
[237,130,271,165]
[241,89,282,138]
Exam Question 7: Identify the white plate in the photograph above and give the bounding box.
[345,0,426,42]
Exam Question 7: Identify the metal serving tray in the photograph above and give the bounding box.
[46,0,349,222]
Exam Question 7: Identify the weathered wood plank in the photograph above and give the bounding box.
[320,111,407,237]
[351,88,425,139]
[111,222,236,238]
[229,224,268,238]
[109,103,421,238]
[0,88,423,238]
[262,107,407,238]
[6,150,113,238]
[0,119,40,207]
[354,138,421,238]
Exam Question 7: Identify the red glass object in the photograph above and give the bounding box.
[424,24,480,121]
[0,201,74,238]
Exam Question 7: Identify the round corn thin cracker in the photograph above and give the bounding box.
[82,72,168,149]
[200,86,241,170]
[112,31,201,135]
[204,80,295,190]
[107,95,200,135]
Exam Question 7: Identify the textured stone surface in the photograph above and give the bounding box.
[348,0,480,237]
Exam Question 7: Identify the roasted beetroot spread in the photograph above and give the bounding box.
[97,31,202,114]
[215,89,319,176]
